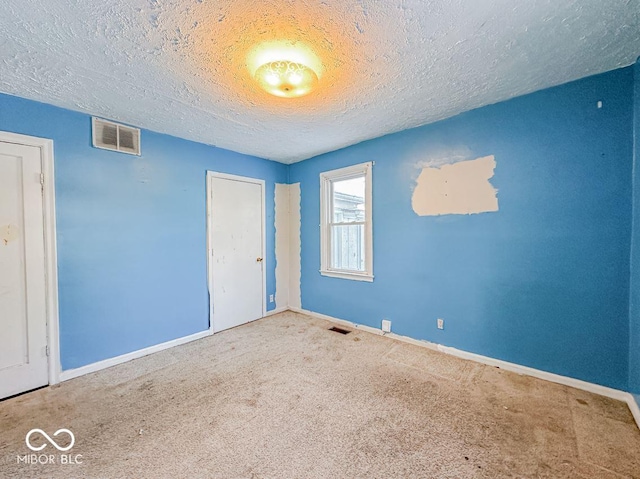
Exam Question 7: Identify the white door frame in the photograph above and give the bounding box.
[206,171,267,333]
[0,131,60,386]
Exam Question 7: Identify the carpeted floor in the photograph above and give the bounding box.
[1,311,639,478]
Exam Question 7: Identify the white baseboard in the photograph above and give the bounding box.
[290,307,640,430]
[629,395,640,429]
[58,306,288,382]
[59,329,212,382]
[54,306,640,431]
[264,306,289,317]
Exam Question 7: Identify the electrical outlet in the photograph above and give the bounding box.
[381,319,391,333]
[269,294,274,303]
[437,318,444,330]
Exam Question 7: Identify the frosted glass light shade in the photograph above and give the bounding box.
[255,61,318,98]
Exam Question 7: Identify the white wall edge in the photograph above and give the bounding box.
[289,307,640,430]
[59,329,212,382]
[265,307,289,317]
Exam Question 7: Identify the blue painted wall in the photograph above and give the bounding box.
[2,65,637,391]
[0,93,287,370]
[630,57,640,396]
[290,67,634,391]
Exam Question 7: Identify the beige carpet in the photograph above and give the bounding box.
[1,311,639,478]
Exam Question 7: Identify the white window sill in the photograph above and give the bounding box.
[320,270,374,282]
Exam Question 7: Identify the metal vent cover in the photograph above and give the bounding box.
[92,117,140,155]
[328,326,351,335]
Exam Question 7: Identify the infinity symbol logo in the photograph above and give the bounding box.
[25,429,75,452]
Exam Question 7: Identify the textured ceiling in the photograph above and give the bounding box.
[1,1,639,164]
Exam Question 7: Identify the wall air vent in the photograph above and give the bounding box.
[92,117,140,156]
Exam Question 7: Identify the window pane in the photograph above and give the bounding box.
[333,177,365,223]
[331,224,365,271]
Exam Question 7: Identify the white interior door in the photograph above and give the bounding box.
[0,142,49,399]
[209,174,265,332]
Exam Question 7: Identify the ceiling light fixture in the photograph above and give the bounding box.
[255,60,319,98]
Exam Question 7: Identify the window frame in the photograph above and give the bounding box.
[320,161,373,282]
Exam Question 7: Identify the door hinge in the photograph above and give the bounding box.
[45,345,50,357]
[40,173,45,190]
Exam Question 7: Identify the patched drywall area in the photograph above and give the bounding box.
[289,183,302,309]
[274,184,290,309]
[274,183,302,310]
[412,156,498,216]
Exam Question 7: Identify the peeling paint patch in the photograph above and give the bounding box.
[413,146,474,170]
[1,224,19,245]
[274,184,289,309]
[274,183,302,309]
[411,155,498,216]
[289,183,301,309]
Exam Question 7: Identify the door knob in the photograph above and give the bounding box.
[256,257,263,262]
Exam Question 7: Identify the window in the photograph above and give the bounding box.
[320,162,373,282]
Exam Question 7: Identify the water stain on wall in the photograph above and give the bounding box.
[411,155,498,216]
[0,224,19,245]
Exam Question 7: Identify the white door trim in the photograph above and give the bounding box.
[206,171,267,333]
[0,131,60,386]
